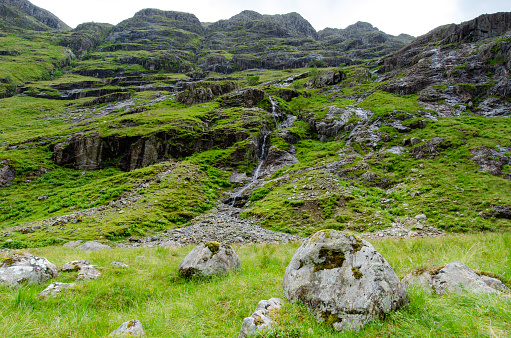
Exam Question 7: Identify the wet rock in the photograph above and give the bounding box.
[491,205,511,219]
[39,282,76,298]
[470,146,509,177]
[239,298,284,338]
[0,252,59,286]
[178,241,241,278]
[0,164,15,187]
[77,265,101,280]
[410,137,451,159]
[264,146,298,174]
[283,230,409,331]
[307,70,346,88]
[108,319,145,337]
[75,241,111,251]
[52,132,103,170]
[176,81,240,106]
[62,260,91,272]
[220,88,266,107]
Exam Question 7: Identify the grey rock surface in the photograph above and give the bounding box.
[108,319,145,336]
[0,252,58,286]
[480,275,510,293]
[283,230,409,331]
[39,282,76,297]
[178,241,241,278]
[111,261,129,268]
[63,240,83,248]
[75,241,111,251]
[77,265,101,280]
[0,164,15,187]
[432,262,499,295]
[62,260,91,272]
[402,262,507,295]
[239,298,284,338]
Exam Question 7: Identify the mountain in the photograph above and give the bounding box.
[380,11,511,116]
[0,3,49,31]
[0,3,509,258]
[0,0,69,30]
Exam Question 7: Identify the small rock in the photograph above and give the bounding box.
[77,265,101,281]
[111,262,129,268]
[63,240,83,248]
[433,262,497,295]
[39,282,76,298]
[75,241,111,252]
[62,260,91,272]
[239,298,284,338]
[415,214,427,221]
[178,241,241,278]
[108,319,145,337]
[37,195,49,201]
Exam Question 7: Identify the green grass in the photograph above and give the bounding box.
[0,233,508,337]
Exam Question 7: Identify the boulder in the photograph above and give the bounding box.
[410,137,451,159]
[178,241,241,278]
[63,240,83,248]
[0,252,59,286]
[307,70,346,88]
[470,146,508,177]
[402,262,507,295]
[108,319,145,337]
[77,265,101,280]
[62,260,91,272]
[283,230,408,331]
[39,282,76,298]
[0,164,15,187]
[239,298,284,338]
[432,262,499,295]
[75,241,111,251]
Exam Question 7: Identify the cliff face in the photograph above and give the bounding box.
[379,12,511,117]
[0,3,49,30]
[0,0,69,30]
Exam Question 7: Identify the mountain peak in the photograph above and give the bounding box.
[0,0,69,30]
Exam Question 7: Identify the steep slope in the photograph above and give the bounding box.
[0,3,49,31]
[318,22,414,60]
[380,12,511,117]
[0,0,69,30]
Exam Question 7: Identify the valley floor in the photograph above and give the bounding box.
[0,233,509,337]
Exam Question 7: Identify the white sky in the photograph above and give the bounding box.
[29,0,510,37]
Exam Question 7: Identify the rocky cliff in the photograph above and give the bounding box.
[0,0,69,30]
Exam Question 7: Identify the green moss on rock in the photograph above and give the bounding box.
[205,241,220,254]
[313,248,345,272]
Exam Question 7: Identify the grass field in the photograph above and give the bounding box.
[0,233,509,337]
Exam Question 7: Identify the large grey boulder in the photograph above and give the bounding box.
[178,241,241,278]
[39,282,76,298]
[403,262,507,295]
[239,298,284,338]
[0,164,15,187]
[283,230,409,331]
[0,252,59,286]
[108,319,145,336]
[75,241,111,251]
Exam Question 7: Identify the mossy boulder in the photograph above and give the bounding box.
[0,252,59,286]
[283,230,408,331]
[178,242,241,278]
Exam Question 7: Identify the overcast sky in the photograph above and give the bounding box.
[29,0,510,37]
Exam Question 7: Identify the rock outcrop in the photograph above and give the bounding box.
[0,0,70,30]
[0,252,59,286]
[0,164,15,187]
[402,262,510,295]
[62,260,91,272]
[178,241,241,278]
[76,265,101,280]
[283,230,408,331]
[470,146,510,178]
[239,298,284,338]
[176,81,240,106]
